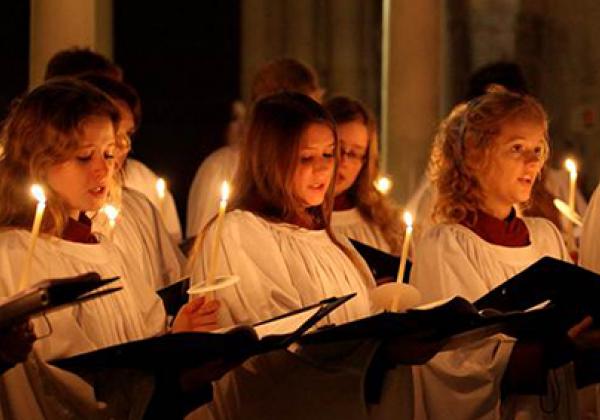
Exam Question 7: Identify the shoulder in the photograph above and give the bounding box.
[522,216,562,239]
[0,229,30,250]
[125,158,158,178]
[122,187,155,212]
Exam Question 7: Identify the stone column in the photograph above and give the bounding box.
[29,0,113,88]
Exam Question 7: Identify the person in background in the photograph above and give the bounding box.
[186,57,324,240]
[325,95,404,255]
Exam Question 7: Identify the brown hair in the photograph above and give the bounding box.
[324,96,404,254]
[0,78,120,236]
[250,58,321,103]
[430,86,549,224]
[189,92,369,275]
[44,47,123,81]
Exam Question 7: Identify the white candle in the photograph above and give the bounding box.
[18,184,46,291]
[156,177,166,217]
[102,204,120,240]
[374,175,393,195]
[207,181,230,288]
[395,211,413,285]
[565,158,577,211]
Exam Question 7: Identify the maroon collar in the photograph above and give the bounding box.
[461,208,530,247]
[62,213,98,244]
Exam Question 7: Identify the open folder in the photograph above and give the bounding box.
[0,273,121,330]
[51,293,356,372]
[156,278,190,316]
[302,257,600,350]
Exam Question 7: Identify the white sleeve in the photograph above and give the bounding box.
[410,226,515,420]
[580,185,600,273]
[189,214,303,326]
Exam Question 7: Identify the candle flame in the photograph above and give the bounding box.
[565,158,577,174]
[102,204,120,221]
[374,176,392,195]
[403,211,413,228]
[30,184,46,204]
[156,178,166,199]
[220,181,230,202]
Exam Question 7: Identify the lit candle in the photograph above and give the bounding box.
[156,177,166,217]
[565,158,577,211]
[374,175,393,195]
[102,204,120,239]
[18,184,47,291]
[395,211,413,285]
[206,181,230,289]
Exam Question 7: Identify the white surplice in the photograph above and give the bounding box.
[95,187,186,291]
[187,209,413,420]
[410,217,578,420]
[332,208,392,254]
[123,158,182,243]
[0,230,166,419]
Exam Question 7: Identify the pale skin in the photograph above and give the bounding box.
[474,119,600,361]
[45,116,219,333]
[333,119,369,197]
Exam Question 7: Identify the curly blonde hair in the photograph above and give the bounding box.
[430,87,549,225]
[0,79,119,236]
[324,96,404,254]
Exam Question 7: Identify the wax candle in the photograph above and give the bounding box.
[565,158,577,211]
[206,181,230,288]
[18,184,46,291]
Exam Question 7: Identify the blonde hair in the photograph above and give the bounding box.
[430,87,549,224]
[324,96,404,254]
[0,79,120,236]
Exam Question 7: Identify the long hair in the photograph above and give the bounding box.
[324,96,404,254]
[250,58,321,103]
[430,86,549,225]
[0,78,120,236]
[189,92,369,275]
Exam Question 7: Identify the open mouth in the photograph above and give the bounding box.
[517,176,533,185]
[89,186,106,196]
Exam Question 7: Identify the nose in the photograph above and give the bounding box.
[91,155,112,180]
[314,156,332,174]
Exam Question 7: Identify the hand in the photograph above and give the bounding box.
[568,316,600,351]
[0,320,35,366]
[172,296,220,333]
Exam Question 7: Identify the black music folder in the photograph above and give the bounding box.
[349,239,410,283]
[51,293,355,372]
[0,273,121,330]
[157,278,190,316]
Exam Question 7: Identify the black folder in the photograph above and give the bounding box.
[51,293,355,372]
[156,278,190,316]
[349,239,410,283]
[0,273,121,329]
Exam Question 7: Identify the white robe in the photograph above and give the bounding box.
[188,210,413,420]
[94,187,186,291]
[410,217,577,420]
[186,146,239,239]
[123,158,183,243]
[332,208,392,254]
[576,182,600,419]
[0,230,166,419]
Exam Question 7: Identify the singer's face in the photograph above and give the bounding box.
[46,116,116,218]
[292,123,336,207]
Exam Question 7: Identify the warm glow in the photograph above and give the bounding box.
[220,181,230,202]
[102,204,120,222]
[374,176,392,195]
[403,211,413,229]
[565,158,577,175]
[31,184,46,204]
[156,178,166,199]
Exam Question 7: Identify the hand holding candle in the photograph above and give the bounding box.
[395,211,413,286]
[565,158,578,211]
[206,181,230,289]
[18,184,46,291]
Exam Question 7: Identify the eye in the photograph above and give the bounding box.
[104,151,115,160]
[533,145,545,157]
[323,152,334,159]
[510,143,523,153]
[76,154,92,162]
[300,155,314,164]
